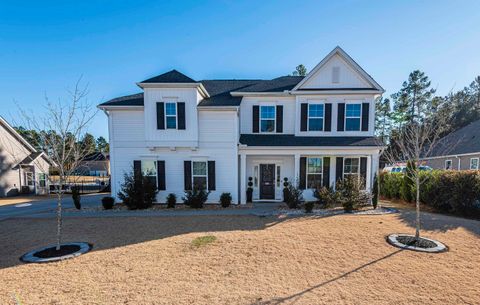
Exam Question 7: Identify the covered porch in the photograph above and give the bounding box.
[238,147,380,204]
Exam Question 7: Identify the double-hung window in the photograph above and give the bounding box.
[345,104,361,131]
[308,104,324,131]
[445,160,452,170]
[470,158,479,170]
[192,161,207,189]
[260,106,275,132]
[142,160,157,187]
[24,172,34,186]
[343,158,360,180]
[165,102,177,129]
[39,173,47,187]
[307,157,323,188]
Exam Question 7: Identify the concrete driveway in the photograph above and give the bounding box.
[0,193,107,220]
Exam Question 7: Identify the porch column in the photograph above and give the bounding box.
[366,155,372,191]
[240,153,247,204]
[294,153,300,184]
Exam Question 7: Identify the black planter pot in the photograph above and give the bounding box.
[246,188,253,203]
[283,188,290,203]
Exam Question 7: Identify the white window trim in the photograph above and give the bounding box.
[192,161,208,189]
[470,158,479,170]
[25,172,34,186]
[306,156,324,189]
[445,159,453,170]
[343,157,361,180]
[307,103,325,132]
[344,103,362,132]
[165,102,178,130]
[38,173,47,187]
[259,105,276,133]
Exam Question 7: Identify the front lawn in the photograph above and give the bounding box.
[0,212,479,304]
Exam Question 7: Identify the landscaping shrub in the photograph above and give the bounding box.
[283,177,290,203]
[166,193,176,208]
[117,171,159,210]
[183,186,210,209]
[304,201,315,213]
[381,170,480,218]
[401,160,416,202]
[380,172,403,199]
[336,176,370,212]
[102,196,114,210]
[313,186,338,209]
[71,186,81,210]
[284,181,303,209]
[219,192,232,208]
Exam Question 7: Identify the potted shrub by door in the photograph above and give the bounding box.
[283,177,290,203]
[246,177,253,203]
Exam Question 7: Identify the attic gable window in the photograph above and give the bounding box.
[332,66,340,83]
[165,102,177,129]
[260,106,275,133]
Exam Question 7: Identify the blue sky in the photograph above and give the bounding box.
[1,0,479,139]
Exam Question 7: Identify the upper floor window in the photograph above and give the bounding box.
[260,106,275,133]
[307,157,323,188]
[344,158,360,180]
[308,104,324,131]
[345,104,361,131]
[165,102,177,129]
[470,158,479,170]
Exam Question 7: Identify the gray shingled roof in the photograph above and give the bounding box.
[140,69,196,83]
[239,134,381,147]
[429,119,480,156]
[98,73,318,107]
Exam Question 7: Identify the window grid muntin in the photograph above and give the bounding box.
[307,157,323,188]
[345,103,361,131]
[308,104,324,131]
[192,161,208,189]
[260,105,276,133]
[165,102,177,129]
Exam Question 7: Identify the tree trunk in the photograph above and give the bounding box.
[415,175,421,241]
[56,192,63,251]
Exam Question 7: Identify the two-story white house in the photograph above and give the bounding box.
[99,47,384,204]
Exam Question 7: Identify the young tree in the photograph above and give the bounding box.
[383,109,449,241]
[291,64,307,76]
[80,133,96,154]
[18,79,97,250]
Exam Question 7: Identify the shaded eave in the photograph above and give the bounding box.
[136,82,210,98]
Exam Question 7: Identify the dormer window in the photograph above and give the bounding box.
[345,104,361,131]
[165,102,177,129]
[308,104,324,131]
[260,106,275,133]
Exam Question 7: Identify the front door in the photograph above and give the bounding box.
[260,164,275,200]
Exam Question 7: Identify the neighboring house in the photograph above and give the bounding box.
[422,119,480,170]
[76,152,110,176]
[98,47,384,204]
[0,116,53,197]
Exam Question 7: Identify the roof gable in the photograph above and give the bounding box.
[140,69,196,84]
[292,46,384,92]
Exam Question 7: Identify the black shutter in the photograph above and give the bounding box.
[156,103,165,130]
[207,161,216,191]
[299,157,306,189]
[300,103,308,131]
[184,161,192,190]
[276,105,283,133]
[324,103,332,132]
[361,103,369,131]
[336,157,344,183]
[178,102,186,130]
[252,106,259,133]
[133,160,142,187]
[323,157,330,187]
[157,161,166,190]
[360,157,368,188]
[337,103,345,131]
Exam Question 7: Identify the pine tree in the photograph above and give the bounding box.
[375,97,392,144]
[291,64,307,76]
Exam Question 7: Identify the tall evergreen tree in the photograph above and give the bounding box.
[375,97,392,144]
[80,133,96,154]
[392,70,436,124]
[291,64,307,76]
[96,136,109,153]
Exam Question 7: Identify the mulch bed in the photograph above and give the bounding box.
[396,235,437,249]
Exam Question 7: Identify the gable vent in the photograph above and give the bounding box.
[332,66,340,83]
